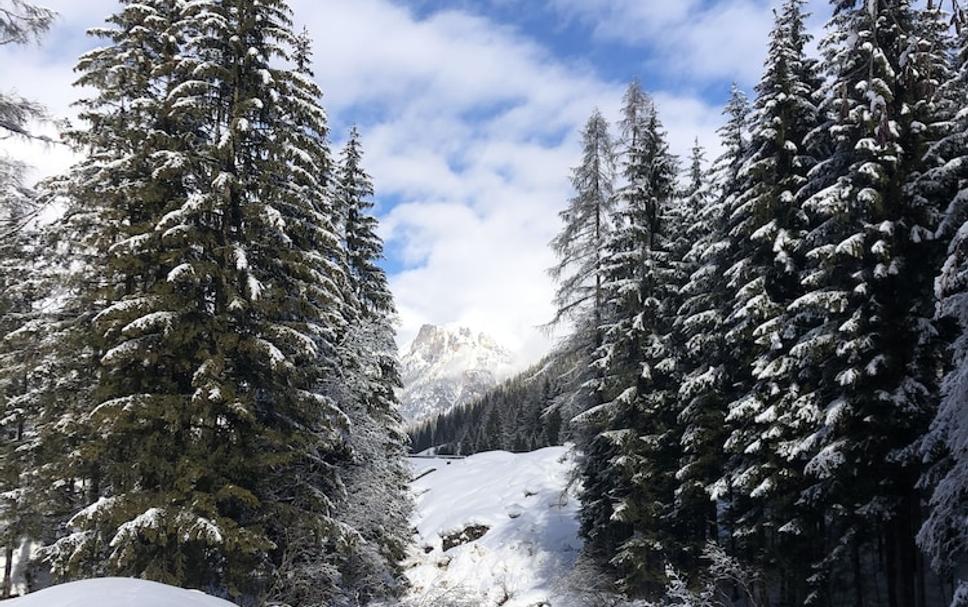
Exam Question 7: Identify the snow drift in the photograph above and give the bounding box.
[405,446,581,606]
[5,578,237,607]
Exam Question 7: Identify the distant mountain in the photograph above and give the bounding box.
[408,348,579,455]
[398,324,514,424]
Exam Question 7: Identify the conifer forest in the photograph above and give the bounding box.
[0,0,966,606]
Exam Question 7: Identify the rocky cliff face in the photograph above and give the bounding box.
[398,324,514,424]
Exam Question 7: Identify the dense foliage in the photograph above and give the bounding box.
[544,1,968,606]
[0,2,410,605]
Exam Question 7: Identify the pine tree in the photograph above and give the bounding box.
[791,2,951,603]
[549,109,617,422]
[578,84,681,597]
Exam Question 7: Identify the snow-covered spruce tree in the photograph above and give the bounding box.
[672,85,750,576]
[577,84,682,598]
[39,0,266,595]
[714,2,823,601]
[678,140,712,253]
[919,13,968,601]
[328,128,412,605]
[39,1,354,602]
[788,1,951,604]
[666,139,724,579]
[548,109,617,426]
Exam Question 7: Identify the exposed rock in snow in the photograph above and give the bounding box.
[441,523,490,551]
[6,578,237,607]
[399,324,514,423]
[405,447,581,607]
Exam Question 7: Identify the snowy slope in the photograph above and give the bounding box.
[405,447,581,606]
[6,578,237,607]
[399,324,514,423]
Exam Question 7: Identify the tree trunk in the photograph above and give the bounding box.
[885,522,898,607]
[897,491,918,607]
[2,544,13,598]
[854,534,866,607]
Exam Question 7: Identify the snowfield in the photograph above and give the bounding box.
[405,446,582,606]
[5,448,581,607]
[5,578,237,607]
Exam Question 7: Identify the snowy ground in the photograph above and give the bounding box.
[5,578,236,607]
[3,448,582,607]
[404,447,582,606]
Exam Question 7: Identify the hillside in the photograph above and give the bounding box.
[7,450,583,607]
[404,447,581,606]
[408,349,581,455]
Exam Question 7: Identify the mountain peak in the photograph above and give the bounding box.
[398,324,513,424]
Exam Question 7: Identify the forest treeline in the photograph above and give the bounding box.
[539,1,967,606]
[407,352,572,455]
[540,0,968,607]
[3,0,968,607]
[0,1,411,605]
[414,4,968,604]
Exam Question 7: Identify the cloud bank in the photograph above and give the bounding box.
[2,0,788,367]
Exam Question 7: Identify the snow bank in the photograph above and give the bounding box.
[405,446,581,606]
[6,578,237,607]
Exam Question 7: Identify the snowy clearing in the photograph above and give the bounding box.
[404,446,582,606]
[5,578,237,607]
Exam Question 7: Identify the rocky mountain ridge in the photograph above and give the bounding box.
[398,324,514,424]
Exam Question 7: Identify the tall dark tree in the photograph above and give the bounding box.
[37,2,355,602]
[790,2,950,604]
[919,11,968,605]
[673,85,751,572]
[549,109,617,424]
[715,2,823,601]
[578,84,681,597]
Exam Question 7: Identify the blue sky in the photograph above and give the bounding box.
[1,0,830,366]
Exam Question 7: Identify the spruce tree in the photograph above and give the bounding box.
[919,14,968,601]
[329,128,413,604]
[673,86,750,573]
[578,84,681,597]
[715,2,822,600]
[39,1,354,601]
[791,2,950,603]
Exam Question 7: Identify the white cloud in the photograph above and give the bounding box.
[545,0,833,87]
[2,0,729,368]
[296,0,729,365]
[0,0,116,181]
